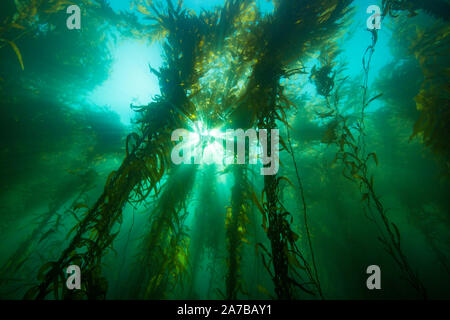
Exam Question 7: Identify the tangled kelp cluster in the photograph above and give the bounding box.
[0,0,449,300]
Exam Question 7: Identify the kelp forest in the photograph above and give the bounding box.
[0,0,449,300]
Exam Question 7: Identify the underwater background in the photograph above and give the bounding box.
[0,0,449,300]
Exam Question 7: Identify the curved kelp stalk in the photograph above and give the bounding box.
[285,125,323,298]
[358,15,427,299]
[408,22,450,174]
[0,0,143,75]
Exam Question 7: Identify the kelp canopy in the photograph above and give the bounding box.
[0,0,449,300]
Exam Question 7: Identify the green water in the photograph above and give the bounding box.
[0,0,449,300]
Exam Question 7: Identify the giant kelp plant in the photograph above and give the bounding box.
[0,0,449,300]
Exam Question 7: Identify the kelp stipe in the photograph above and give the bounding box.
[133,165,197,299]
[309,10,428,298]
